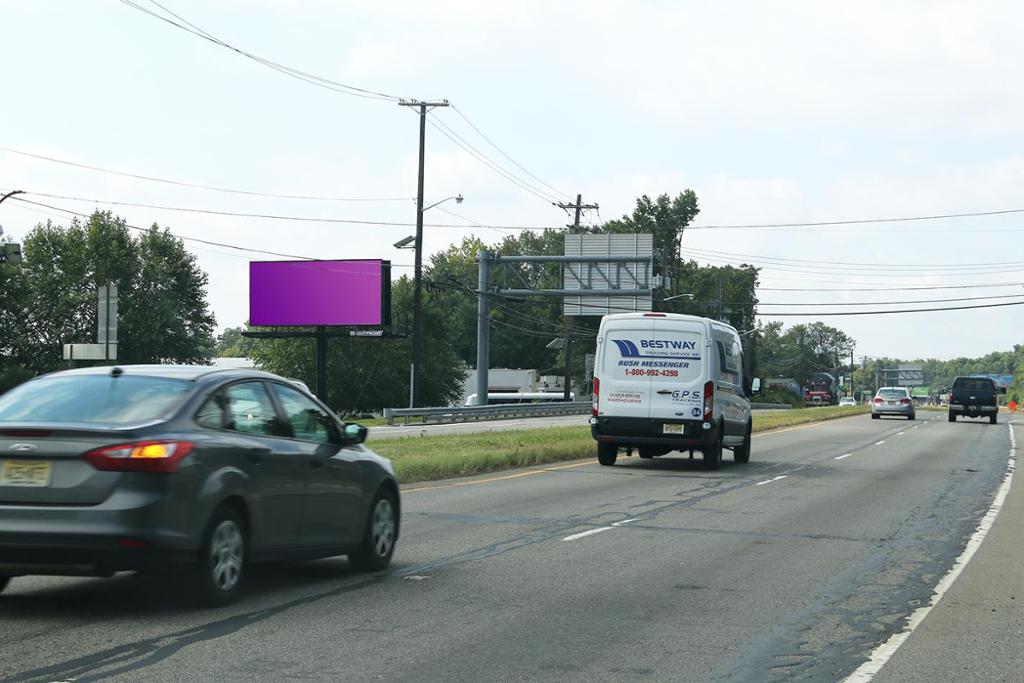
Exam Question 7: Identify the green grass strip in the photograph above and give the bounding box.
[370,405,869,484]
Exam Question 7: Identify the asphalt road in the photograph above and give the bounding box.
[0,412,1018,682]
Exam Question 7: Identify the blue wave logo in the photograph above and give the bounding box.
[612,339,640,357]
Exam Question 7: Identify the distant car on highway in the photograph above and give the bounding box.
[0,365,400,605]
[871,387,915,420]
[838,397,857,407]
[948,376,998,424]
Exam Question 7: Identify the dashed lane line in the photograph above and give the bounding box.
[834,453,853,461]
[875,440,886,446]
[561,517,640,542]
[753,475,790,485]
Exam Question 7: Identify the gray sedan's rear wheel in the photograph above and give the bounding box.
[349,488,398,572]
[196,506,246,607]
[871,413,880,420]
[948,413,956,422]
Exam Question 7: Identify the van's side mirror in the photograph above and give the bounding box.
[344,423,368,445]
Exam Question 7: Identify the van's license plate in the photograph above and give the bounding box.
[0,460,52,487]
[662,424,684,434]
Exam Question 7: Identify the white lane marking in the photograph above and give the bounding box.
[611,518,639,527]
[834,453,853,460]
[912,426,919,430]
[755,475,788,486]
[561,527,613,541]
[896,431,906,436]
[844,424,1017,682]
[875,440,886,446]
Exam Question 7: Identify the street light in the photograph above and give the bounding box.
[409,193,465,408]
[662,293,695,302]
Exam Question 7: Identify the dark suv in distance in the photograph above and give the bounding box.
[0,365,400,605]
[948,376,999,424]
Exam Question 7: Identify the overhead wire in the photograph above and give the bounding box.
[685,207,1024,230]
[15,192,561,231]
[450,104,572,202]
[118,0,402,101]
[682,245,1024,270]
[0,146,414,202]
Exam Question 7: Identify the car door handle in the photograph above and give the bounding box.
[656,390,673,395]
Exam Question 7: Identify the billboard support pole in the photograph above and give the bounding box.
[475,250,491,406]
[316,326,328,401]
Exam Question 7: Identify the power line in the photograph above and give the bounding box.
[760,300,1024,316]
[683,245,1024,270]
[426,114,563,205]
[759,282,1024,292]
[118,0,403,101]
[10,197,418,265]
[0,146,413,202]
[681,248,1024,278]
[450,104,572,201]
[686,207,1024,230]
[15,192,561,231]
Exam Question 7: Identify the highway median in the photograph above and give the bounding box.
[372,405,870,484]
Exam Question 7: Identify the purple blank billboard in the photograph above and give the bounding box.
[249,260,390,327]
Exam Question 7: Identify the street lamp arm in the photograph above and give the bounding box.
[0,190,25,206]
[422,194,464,213]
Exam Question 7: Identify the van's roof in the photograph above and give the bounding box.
[601,312,739,333]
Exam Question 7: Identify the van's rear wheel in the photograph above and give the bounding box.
[703,431,723,470]
[733,423,752,464]
[990,414,998,424]
[948,413,956,422]
[597,442,618,466]
[0,576,9,595]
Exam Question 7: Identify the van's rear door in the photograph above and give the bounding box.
[597,317,655,419]
[649,319,706,422]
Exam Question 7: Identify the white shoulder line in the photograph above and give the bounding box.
[844,424,1017,682]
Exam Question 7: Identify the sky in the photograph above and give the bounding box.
[1,0,1022,362]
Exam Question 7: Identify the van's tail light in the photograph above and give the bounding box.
[703,381,714,421]
[84,440,195,473]
[899,398,912,405]
[592,377,600,417]
[873,397,883,404]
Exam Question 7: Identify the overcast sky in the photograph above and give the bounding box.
[2,0,1022,362]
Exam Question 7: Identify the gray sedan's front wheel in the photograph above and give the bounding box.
[349,488,398,573]
[195,506,246,607]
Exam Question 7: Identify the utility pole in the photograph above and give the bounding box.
[554,194,598,401]
[398,99,449,408]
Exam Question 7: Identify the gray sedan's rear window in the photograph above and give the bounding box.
[878,389,908,398]
[0,375,192,425]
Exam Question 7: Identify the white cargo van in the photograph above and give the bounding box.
[590,312,753,469]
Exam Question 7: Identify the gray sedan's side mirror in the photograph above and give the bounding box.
[345,423,368,445]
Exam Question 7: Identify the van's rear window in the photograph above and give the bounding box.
[0,375,192,425]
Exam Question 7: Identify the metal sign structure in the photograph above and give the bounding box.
[562,234,654,316]
[473,239,656,406]
[897,364,924,387]
[63,285,118,361]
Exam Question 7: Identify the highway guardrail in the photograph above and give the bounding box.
[383,400,793,425]
[383,402,591,425]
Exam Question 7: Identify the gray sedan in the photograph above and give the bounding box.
[0,365,400,605]
[871,387,916,420]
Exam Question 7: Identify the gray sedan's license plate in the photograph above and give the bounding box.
[663,424,683,434]
[0,460,52,487]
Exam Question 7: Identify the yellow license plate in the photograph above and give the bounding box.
[662,424,684,434]
[0,460,52,487]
